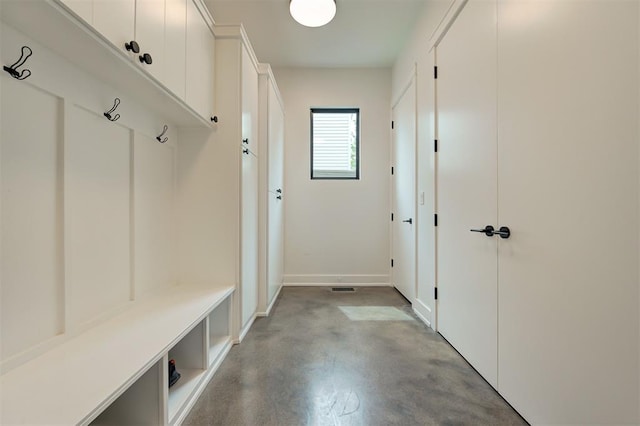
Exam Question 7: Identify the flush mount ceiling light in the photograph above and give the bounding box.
[290,0,336,28]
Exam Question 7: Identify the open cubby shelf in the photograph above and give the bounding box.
[0,284,234,425]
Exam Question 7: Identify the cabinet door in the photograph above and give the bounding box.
[135,0,165,82]
[241,45,259,154]
[241,149,259,328]
[93,0,135,52]
[185,0,215,120]
[266,82,284,305]
[267,83,284,193]
[164,0,187,99]
[267,190,283,304]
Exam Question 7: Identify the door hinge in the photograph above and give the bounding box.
[434,66,438,79]
[434,139,438,153]
[434,214,438,227]
[391,166,394,175]
[391,121,395,129]
[434,287,438,300]
[391,259,394,268]
[391,213,394,221]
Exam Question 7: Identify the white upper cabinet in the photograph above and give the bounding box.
[92,0,135,52]
[134,0,166,81]
[186,0,215,121]
[164,0,187,100]
[57,0,212,121]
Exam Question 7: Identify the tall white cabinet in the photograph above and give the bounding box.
[215,24,261,341]
[258,64,285,314]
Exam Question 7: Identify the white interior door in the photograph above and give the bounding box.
[436,0,499,387]
[241,148,258,328]
[496,1,639,423]
[267,84,284,304]
[391,79,416,302]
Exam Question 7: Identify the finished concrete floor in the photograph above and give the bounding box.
[184,287,527,426]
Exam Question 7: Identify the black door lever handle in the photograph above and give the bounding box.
[402,218,413,224]
[494,226,510,239]
[470,225,494,236]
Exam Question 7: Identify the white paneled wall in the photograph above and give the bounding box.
[0,22,181,372]
[1,80,64,361]
[66,105,132,327]
[133,133,176,298]
[274,67,391,287]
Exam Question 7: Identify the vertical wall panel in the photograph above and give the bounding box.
[1,80,64,360]
[133,132,176,298]
[66,105,131,327]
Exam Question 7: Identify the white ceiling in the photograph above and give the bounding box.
[204,0,426,68]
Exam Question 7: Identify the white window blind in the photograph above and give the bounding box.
[311,109,359,179]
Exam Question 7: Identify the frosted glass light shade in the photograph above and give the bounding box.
[290,0,336,28]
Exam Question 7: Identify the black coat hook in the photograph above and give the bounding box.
[104,98,121,122]
[156,125,168,143]
[3,46,33,80]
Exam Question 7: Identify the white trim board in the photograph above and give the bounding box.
[283,274,390,287]
[256,283,283,317]
[413,298,433,330]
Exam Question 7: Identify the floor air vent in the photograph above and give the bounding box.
[332,287,356,292]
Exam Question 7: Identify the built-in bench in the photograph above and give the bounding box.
[0,284,234,425]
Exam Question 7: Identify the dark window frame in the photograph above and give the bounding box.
[310,108,360,180]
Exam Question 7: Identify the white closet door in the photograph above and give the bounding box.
[267,83,284,193]
[241,46,259,155]
[66,105,131,327]
[266,84,284,304]
[436,0,498,387]
[497,1,639,423]
[391,78,416,302]
[241,148,258,327]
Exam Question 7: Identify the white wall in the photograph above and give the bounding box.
[391,0,455,326]
[273,67,391,286]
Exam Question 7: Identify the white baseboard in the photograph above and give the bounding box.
[236,314,256,344]
[283,274,390,287]
[413,298,433,329]
[256,284,283,317]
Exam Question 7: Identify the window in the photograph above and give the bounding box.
[311,108,360,179]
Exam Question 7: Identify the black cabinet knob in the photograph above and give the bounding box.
[243,148,249,155]
[242,138,249,144]
[125,40,140,53]
[276,189,282,193]
[139,53,152,64]
[276,195,282,200]
[211,116,218,123]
